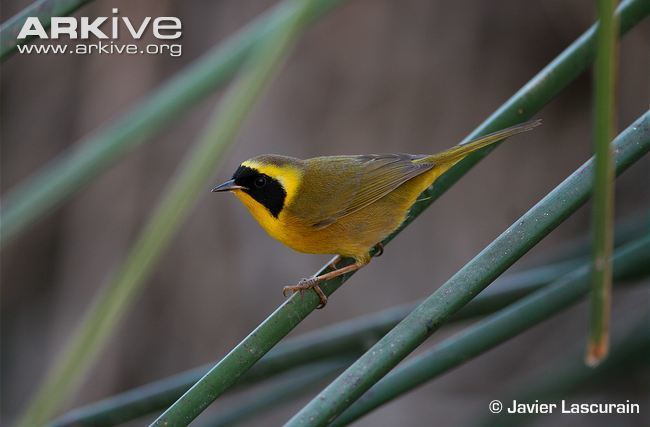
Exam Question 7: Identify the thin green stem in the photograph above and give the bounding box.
[0,0,347,246]
[285,113,650,426]
[15,1,315,425]
[588,0,619,366]
[0,0,94,59]
[331,237,650,426]
[149,4,650,424]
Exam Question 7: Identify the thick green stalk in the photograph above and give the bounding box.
[150,5,650,424]
[588,0,619,366]
[51,258,580,427]
[0,0,94,59]
[285,113,650,426]
[0,0,347,246]
[331,237,650,426]
[15,2,316,426]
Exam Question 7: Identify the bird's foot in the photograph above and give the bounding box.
[282,260,365,309]
[282,277,328,308]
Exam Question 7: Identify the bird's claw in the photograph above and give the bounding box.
[282,278,328,308]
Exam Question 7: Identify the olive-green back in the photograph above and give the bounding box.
[288,154,433,229]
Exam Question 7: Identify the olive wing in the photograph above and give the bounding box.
[292,154,433,229]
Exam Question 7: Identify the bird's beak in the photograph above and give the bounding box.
[211,179,246,193]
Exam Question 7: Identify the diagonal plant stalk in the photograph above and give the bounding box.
[50,257,586,427]
[0,0,348,246]
[587,0,619,366]
[330,236,650,426]
[15,1,319,426]
[150,6,650,424]
[473,312,650,427]
[0,0,94,59]
[285,112,650,426]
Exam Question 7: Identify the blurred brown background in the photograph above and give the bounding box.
[1,0,649,425]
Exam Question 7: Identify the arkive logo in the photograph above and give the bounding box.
[16,8,183,57]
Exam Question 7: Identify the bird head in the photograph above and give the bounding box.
[212,155,303,218]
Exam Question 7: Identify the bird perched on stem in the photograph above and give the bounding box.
[213,119,541,307]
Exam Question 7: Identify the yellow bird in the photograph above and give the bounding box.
[213,120,540,307]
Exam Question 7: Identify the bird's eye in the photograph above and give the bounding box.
[254,176,267,188]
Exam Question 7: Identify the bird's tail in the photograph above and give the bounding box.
[419,119,542,165]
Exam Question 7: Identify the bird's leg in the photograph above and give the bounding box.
[282,261,365,308]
